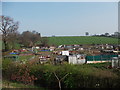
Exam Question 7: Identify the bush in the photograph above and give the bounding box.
[2,61,120,89]
[11,65,37,85]
[29,64,120,88]
[2,58,18,80]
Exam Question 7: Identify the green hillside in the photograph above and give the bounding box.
[48,36,119,46]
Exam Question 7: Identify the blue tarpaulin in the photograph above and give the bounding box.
[40,50,50,51]
[10,52,19,55]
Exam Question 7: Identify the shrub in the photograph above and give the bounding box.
[2,60,120,88]
[11,65,37,85]
[2,58,18,80]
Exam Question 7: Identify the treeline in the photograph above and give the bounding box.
[16,31,48,48]
[92,32,120,39]
[0,16,48,51]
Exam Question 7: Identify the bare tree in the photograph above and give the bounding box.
[19,31,41,47]
[0,16,19,51]
[53,72,69,90]
[20,31,33,47]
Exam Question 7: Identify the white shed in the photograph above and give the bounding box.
[62,51,69,56]
[112,57,120,68]
[69,55,77,64]
[68,54,86,64]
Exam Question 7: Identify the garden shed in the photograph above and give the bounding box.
[68,54,86,64]
[112,56,120,68]
[55,55,68,63]
[62,51,69,56]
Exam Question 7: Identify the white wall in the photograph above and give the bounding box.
[62,51,69,56]
[69,56,77,64]
[68,55,86,64]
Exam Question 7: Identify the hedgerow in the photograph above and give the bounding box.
[2,59,120,89]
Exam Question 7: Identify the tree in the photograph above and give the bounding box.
[104,33,109,36]
[40,37,48,47]
[31,30,41,46]
[19,31,41,47]
[7,31,20,49]
[114,32,120,37]
[0,16,19,51]
[85,32,89,36]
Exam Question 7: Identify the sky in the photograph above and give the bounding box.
[2,2,118,36]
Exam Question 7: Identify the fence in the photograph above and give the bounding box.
[86,55,118,61]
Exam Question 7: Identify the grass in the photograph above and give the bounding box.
[48,36,119,45]
[18,55,34,61]
[86,62,111,68]
[2,80,46,89]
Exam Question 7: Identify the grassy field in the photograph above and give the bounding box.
[0,36,119,49]
[48,36,119,45]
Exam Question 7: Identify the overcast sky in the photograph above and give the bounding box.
[2,2,118,36]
